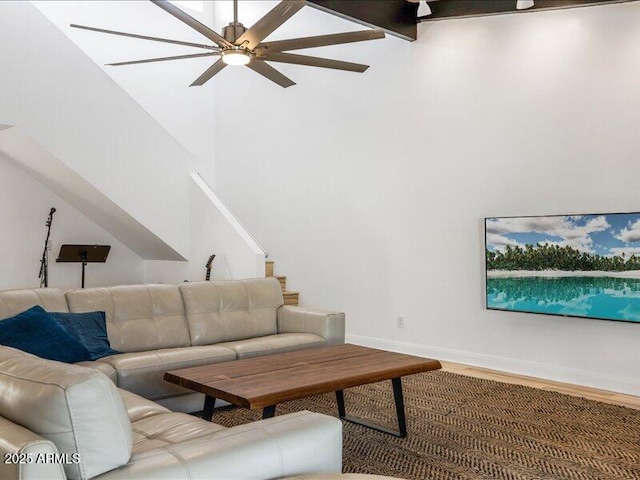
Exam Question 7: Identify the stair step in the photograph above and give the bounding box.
[267,260,297,305]
[275,275,286,290]
[266,261,274,277]
[283,290,299,306]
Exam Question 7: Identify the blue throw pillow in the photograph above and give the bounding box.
[49,311,121,361]
[0,306,91,363]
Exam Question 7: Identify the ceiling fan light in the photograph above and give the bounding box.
[222,50,251,66]
[516,0,535,10]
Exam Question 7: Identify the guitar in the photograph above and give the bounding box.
[205,254,215,281]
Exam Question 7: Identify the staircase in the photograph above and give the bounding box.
[266,261,299,306]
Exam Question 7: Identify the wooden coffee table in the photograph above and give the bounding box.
[164,344,441,438]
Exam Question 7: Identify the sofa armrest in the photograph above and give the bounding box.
[277,306,345,346]
[94,411,342,480]
[0,416,66,480]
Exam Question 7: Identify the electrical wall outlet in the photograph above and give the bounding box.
[396,315,405,329]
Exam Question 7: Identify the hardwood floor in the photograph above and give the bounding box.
[440,361,640,410]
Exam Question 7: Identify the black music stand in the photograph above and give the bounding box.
[56,245,111,288]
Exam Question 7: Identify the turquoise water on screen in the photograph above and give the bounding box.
[486,276,640,322]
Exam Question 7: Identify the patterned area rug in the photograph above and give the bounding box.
[202,371,640,480]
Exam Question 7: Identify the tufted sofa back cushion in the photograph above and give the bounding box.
[179,278,284,345]
[0,288,68,320]
[0,346,132,480]
[65,284,191,353]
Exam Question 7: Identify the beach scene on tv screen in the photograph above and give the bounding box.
[485,213,640,323]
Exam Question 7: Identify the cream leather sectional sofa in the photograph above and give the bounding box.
[0,277,346,479]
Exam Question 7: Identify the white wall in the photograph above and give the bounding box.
[210,3,640,395]
[33,0,218,182]
[1,1,265,289]
[142,173,265,284]
[1,1,193,260]
[22,0,639,394]
[0,154,143,290]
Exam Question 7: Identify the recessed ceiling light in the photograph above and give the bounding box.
[418,1,432,17]
[516,0,535,10]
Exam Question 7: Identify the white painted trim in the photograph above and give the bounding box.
[346,334,640,397]
[190,172,266,258]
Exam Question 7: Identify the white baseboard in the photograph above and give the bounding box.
[346,334,640,397]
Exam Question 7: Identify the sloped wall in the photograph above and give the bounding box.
[32,0,218,184]
[0,1,192,260]
[0,153,143,290]
[0,127,183,261]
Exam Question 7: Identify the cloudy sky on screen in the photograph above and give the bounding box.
[486,213,640,257]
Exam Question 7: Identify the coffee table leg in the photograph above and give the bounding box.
[336,390,346,417]
[335,377,407,438]
[202,395,216,422]
[392,377,407,437]
[262,405,276,419]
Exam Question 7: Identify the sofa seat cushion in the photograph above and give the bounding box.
[219,333,326,359]
[130,413,226,454]
[118,388,170,422]
[118,388,226,454]
[0,345,132,480]
[75,359,117,384]
[97,345,236,400]
[93,411,342,480]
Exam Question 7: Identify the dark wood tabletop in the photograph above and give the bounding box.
[164,344,442,409]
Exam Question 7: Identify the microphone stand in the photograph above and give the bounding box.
[39,208,56,288]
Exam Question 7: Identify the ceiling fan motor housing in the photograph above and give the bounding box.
[223,23,247,43]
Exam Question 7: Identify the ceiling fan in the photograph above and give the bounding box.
[70,0,386,88]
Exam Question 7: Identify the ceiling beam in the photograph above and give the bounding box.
[304,0,637,40]
[306,0,417,41]
[419,0,639,22]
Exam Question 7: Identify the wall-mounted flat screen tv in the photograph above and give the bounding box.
[485,212,640,324]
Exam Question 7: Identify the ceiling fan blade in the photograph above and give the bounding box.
[151,0,231,48]
[246,59,296,88]
[236,0,306,50]
[190,58,228,87]
[256,29,385,54]
[260,52,369,73]
[70,24,218,50]
[107,52,219,67]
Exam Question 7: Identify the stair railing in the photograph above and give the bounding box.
[191,172,268,259]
